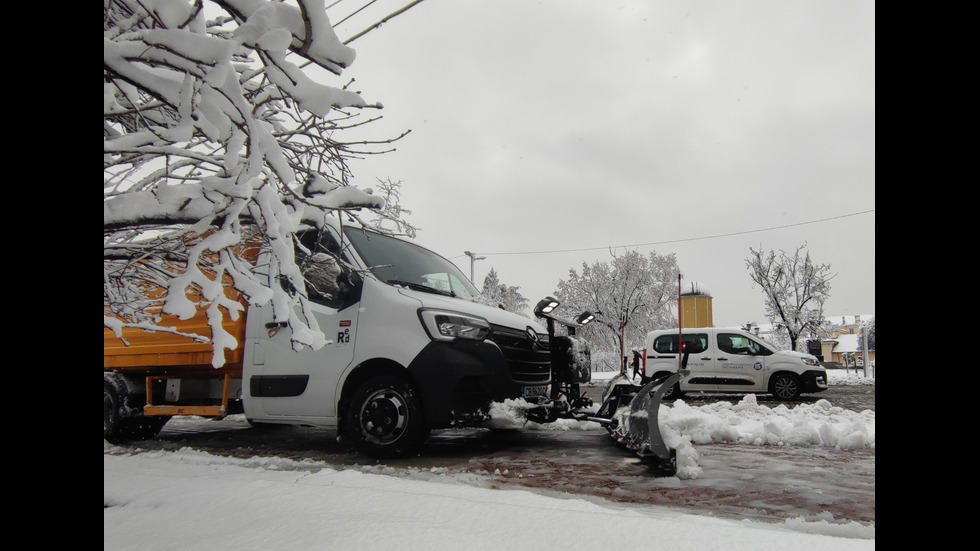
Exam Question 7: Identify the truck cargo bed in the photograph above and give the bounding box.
[104,310,246,375]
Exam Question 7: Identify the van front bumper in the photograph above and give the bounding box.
[801,370,829,393]
[408,339,537,428]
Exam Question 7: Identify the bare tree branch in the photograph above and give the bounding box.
[745,244,834,351]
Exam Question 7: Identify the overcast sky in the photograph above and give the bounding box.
[329,0,875,328]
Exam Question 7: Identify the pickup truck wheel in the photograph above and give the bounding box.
[769,373,801,400]
[345,376,425,458]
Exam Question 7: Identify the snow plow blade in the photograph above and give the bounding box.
[603,372,683,477]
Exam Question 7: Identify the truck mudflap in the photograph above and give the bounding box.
[603,372,684,477]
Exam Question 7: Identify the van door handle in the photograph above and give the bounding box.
[701,357,712,361]
[717,356,728,361]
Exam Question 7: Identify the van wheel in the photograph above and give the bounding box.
[662,382,682,400]
[652,373,682,400]
[345,376,426,458]
[769,373,801,400]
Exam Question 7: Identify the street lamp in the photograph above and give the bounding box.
[463,250,485,282]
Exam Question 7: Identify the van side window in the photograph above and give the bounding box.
[294,229,361,309]
[653,333,708,354]
[717,333,773,356]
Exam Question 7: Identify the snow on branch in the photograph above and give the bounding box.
[556,249,680,370]
[104,0,405,366]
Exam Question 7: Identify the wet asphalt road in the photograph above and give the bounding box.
[109,379,874,525]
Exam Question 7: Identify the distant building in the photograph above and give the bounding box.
[815,315,875,367]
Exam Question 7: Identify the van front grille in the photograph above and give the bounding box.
[488,325,551,385]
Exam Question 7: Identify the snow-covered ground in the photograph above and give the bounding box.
[104,370,874,550]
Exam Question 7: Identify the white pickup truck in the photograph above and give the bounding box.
[635,328,828,400]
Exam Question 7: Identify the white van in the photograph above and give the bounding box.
[636,328,828,400]
[105,216,584,459]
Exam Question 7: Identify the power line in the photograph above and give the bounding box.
[474,209,875,257]
[340,0,427,45]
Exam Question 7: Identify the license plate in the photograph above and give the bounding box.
[522,385,548,399]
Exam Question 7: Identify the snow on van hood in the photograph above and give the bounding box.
[395,288,547,334]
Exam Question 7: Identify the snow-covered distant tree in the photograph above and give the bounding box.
[104,0,412,365]
[556,250,679,371]
[745,245,833,352]
[481,268,529,315]
[857,317,875,352]
[867,318,875,350]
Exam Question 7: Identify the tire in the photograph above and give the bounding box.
[662,382,683,400]
[344,375,426,459]
[769,373,801,400]
[652,373,683,400]
[105,379,169,442]
[104,381,127,443]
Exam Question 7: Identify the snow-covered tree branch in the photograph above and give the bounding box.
[556,250,679,371]
[104,0,408,366]
[745,244,833,351]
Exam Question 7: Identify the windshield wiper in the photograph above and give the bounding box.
[387,280,456,297]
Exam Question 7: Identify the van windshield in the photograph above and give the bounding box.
[344,227,481,298]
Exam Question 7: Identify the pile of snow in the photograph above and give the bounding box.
[489,369,874,480]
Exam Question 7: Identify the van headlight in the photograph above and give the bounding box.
[419,310,491,342]
[802,356,821,366]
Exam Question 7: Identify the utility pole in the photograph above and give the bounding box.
[463,251,485,283]
[861,325,871,378]
[619,306,627,374]
[677,273,683,372]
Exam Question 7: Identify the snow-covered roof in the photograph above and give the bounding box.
[832,334,862,353]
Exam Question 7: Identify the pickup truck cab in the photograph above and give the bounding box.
[637,328,828,400]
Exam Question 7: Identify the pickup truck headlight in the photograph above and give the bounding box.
[419,310,491,342]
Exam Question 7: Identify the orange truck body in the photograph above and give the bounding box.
[104,269,251,420]
[104,237,260,378]
[103,309,246,378]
